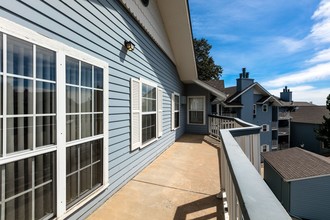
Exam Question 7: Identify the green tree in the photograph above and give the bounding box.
[315,94,330,148]
[193,38,223,80]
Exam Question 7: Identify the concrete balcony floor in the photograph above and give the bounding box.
[88,134,224,220]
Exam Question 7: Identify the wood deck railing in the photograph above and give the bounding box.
[208,115,291,220]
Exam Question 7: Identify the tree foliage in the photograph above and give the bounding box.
[193,38,223,80]
[315,94,330,148]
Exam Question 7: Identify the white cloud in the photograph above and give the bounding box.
[310,0,330,44]
[306,48,330,64]
[268,85,329,105]
[278,37,305,53]
[263,62,330,87]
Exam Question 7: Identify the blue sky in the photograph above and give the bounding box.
[189,0,330,105]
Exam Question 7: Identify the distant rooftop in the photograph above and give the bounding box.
[262,147,330,181]
[291,106,328,124]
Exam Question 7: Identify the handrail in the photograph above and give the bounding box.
[208,115,291,220]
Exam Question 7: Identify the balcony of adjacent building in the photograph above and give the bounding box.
[89,116,291,220]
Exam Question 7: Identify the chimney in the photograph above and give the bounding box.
[237,68,254,92]
[280,86,292,102]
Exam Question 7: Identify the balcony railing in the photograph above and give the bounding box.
[278,127,290,135]
[271,121,278,130]
[278,112,291,119]
[208,115,291,220]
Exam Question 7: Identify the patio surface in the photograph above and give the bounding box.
[87,134,224,220]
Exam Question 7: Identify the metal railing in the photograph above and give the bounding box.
[271,121,278,130]
[208,115,291,220]
[278,112,291,119]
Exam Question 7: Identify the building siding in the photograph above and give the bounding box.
[291,176,330,220]
[0,0,186,219]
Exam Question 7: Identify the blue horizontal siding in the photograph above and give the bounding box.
[0,0,186,219]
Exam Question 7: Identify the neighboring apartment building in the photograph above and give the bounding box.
[0,1,228,219]
[207,68,283,152]
[290,105,330,155]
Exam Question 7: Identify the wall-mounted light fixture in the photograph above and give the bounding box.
[124,40,135,52]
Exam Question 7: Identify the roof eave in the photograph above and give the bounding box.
[157,0,198,83]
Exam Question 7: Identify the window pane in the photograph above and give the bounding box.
[66,115,79,141]
[142,84,156,99]
[175,112,179,128]
[35,153,54,185]
[35,183,54,219]
[94,90,103,112]
[0,76,2,115]
[175,95,179,110]
[36,81,56,114]
[5,158,32,198]
[7,77,33,115]
[142,99,156,112]
[0,119,2,156]
[92,163,102,188]
[66,86,79,113]
[80,167,91,194]
[81,62,92,87]
[7,35,33,77]
[66,56,79,85]
[81,114,92,138]
[189,111,204,124]
[189,98,204,111]
[36,46,56,81]
[94,66,103,89]
[81,88,92,112]
[94,113,103,135]
[92,139,103,162]
[5,192,32,220]
[36,116,56,147]
[66,173,78,205]
[80,142,91,168]
[7,117,33,153]
[0,34,2,72]
[142,114,156,144]
[66,145,78,174]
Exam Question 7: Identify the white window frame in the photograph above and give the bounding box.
[261,124,269,132]
[0,18,109,219]
[261,144,269,152]
[172,92,180,130]
[262,104,268,112]
[131,78,161,150]
[187,96,206,125]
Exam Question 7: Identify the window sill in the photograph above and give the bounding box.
[141,138,158,149]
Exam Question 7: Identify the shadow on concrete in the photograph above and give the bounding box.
[173,194,224,220]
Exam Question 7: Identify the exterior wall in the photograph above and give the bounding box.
[291,176,330,220]
[263,161,290,211]
[0,0,185,219]
[119,0,175,61]
[185,84,210,134]
[240,91,272,148]
[291,122,330,154]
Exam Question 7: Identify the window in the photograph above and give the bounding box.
[65,56,105,208]
[261,124,269,132]
[262,104,268,112]
[188,96,205,125]
[131,78,162,150]
[172,93,180,130]
[261,144,269,152]
[253,104,257,116]
[0,20,108,219]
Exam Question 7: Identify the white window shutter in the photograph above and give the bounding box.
[158,88,163,137]
[131,78,141,150]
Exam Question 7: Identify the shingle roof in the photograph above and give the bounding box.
[204,80,225,91]
[262,147,330,181]
[291,106,329,124]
